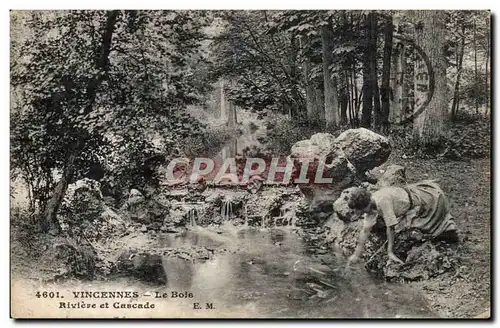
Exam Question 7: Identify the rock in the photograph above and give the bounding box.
[167,199,208,227]
[334,128,391,173]
[140,224,148,232]
[146,198,170,222]
[167,188,189,200]
[376,165,407,188]
[59,179,104,225]
[52,236,97,279]
[245,188,283,222]
[381,240,458,282]
[126,195,169,225]
[58,178,127,241]
[101,206,122,221]
[128,189,144,205]
[217,173,240,187]
[290,133,357,202]
[309,199,335,222]
[116,251,167,285]
[149,222,162,231]
[324,214,346,243]
[97,206,127,237]
[126,189,148,223]
[246,175,265,194]
[332,187,361,222]
[204,190,224,205]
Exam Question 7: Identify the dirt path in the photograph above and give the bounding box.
[386,156,491,318]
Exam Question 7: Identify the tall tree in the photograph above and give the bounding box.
[227,80,238,127]
[485,15,490,115]
[220,79,226,119]
[42,10,119,233]
[370,13,382,131]
[11,11,211,232]
[412,10,448,145]
[389,40,406,124]
[473,16,479,114]
[301,35,319,122]
[450,23,466,121]
[380,14,393,132]
[361,12,375,128]
[321,18,339,127]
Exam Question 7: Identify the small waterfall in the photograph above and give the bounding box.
[221,200,234,222]
[187,208,198,227]
[243,204,249,227]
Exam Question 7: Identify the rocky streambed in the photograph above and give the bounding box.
[15,128,463,318]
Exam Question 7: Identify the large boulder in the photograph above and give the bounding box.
[334,128,391,173]
[291,133,338,158]
[115,250,167,285]
[38,235,98,281]
[290,133,357,202]
[60,178,104,225]
[58,178,127,241]
[124,189,169,225]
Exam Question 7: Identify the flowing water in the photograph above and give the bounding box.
[21,223,436,318]
[220,200,234,222]
[114,118,435,317]
[138,225,434,318]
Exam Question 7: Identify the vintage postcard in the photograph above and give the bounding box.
[10,9,491,319]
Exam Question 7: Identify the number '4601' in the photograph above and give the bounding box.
[35,291,62,298]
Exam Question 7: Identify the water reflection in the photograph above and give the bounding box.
[152,227,434,318]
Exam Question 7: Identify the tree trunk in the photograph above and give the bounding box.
[473,18,479,114]
[390,41,406,123]
[321,20,339,127]
[227,80,238,127]
[227,101,237,127]
[380,15,393,132]
[390,15,402,124]
[288,35,302,119]
[301,35,316,122]
[40,154,76,233]
[451,24,466,121]
[220,79,226,120]
[412,10,448,145]
[41,10,119,233]
[314,85,325,125]
[400,48,408,121]
[485,16,490,117]
[352,63,360,127]
[370,13,382,131]
[340,73,348,125]
[340,13,350,126]
[361,13,374,128]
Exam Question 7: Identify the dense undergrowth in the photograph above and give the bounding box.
[261,111,490,161]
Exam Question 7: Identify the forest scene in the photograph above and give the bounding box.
[10,10,491,319]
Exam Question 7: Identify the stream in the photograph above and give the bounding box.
[132,116,435,318]
[108,225,435,318]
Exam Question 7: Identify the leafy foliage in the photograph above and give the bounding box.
[11,10,212,212]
